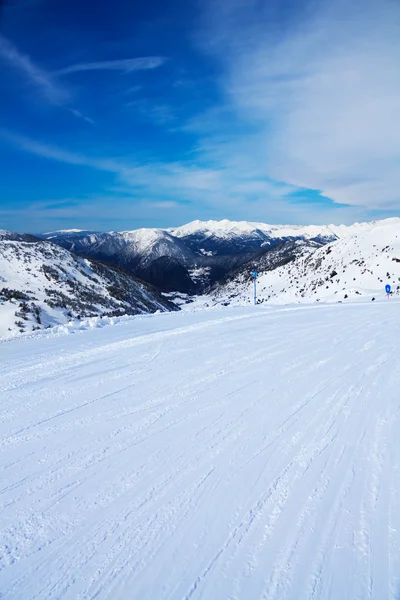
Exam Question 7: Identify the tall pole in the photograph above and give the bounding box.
[252,271,258,305]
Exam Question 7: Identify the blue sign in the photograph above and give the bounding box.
[385,284,391,294]
[252,271,258,278]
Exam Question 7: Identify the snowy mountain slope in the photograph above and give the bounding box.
[41,229,98,248]
[0,236,176,338]
[170,219,338,255]
[1,303,400,599]
[40,218,400,294]
[41,228,194,263]
[170,217,400,253]
[171,218,335,237]
[0,230,41,242]
[171,217,400,240]
[207,239,323,304]
[42,228,255,293]
[46,232,125,256]
[44,229,91,237]
[206,221,400,306]
[326,216,400,238]
[118,229,198,276]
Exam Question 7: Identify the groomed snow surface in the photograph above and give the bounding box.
[1,302,400,599]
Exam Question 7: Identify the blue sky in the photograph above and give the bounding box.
[1,0,400,233]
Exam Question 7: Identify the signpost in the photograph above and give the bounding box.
[385,284,391,299]
[252,270,258,305]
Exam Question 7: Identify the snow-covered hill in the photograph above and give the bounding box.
[0,235,176,338]
[206,221,400,306]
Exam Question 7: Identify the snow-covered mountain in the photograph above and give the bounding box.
[43,229,96,244]
[40,226,258,293]
[205,220,400,306]
[42,229,201,293]
[170,219,336,255]
[171,217,400,238]
[0,234,177,338]
[0,230,41,243]
[169,218,395,253]
[39,218,400,295]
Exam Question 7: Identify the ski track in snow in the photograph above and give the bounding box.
[0,303,400,599]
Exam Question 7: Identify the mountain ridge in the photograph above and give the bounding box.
[36,217,400,295]
[42,216,400,242]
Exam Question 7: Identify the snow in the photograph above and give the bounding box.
[1,302,400,599]
[327,217,400,239]
[4,312,153,341]
[39,218,400,245]
[171,217,400,241]
[44,229,86,235]
[116,228,190,264]
[207,220,400,306]
[188,265,212,284]
[119,228,168,250]
[0,239,172,337]
[171,219,266,237]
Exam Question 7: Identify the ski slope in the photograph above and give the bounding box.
[1,303,400,599]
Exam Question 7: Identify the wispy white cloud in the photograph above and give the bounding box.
[0,34,95,124]
[57,56,166,76]
[0,34,68,103]
[125,99,174,125]
[0,35,165,126]
[68,108,95,125]
[148,201,179,209]
[199,0,400,212]
[5,125,395,228]
[1,129,302,221]
[0,130,110,168]
[0,196,189,233]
